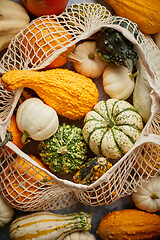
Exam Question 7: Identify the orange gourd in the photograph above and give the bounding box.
[97,209,160,240]
[7,115,23,149]
[21,18,75,69]
[0,155,54,204]
[104,0,160,34]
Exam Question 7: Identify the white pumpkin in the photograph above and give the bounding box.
[82,99,143,160]
[0,194,14,227]
[16,98,59,142]
[103,65,135,100]
[132,176,160,212]
[69,41,106,78]
[64,231,96,240]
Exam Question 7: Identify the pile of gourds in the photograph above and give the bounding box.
[0,1,160,239]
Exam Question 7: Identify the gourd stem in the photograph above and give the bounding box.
[57,146,68,155]
[106,118,114,128]
[67,53,83,63]
[129,70,139,80]
[0,131,13,147]
[150,192,159,200]
[88,53,95,60]
[21,130,30,145]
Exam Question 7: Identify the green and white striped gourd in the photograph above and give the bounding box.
[9,211,92,240]
[82,99,143,160]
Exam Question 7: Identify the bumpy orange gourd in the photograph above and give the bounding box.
[21,18,75,69]
[104,0,160,34]
[97,209,160,240]
[1,69,99,120]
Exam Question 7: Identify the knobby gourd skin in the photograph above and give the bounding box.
[97,209,160,240]
[1,69,99,120]
[104,0,160,34]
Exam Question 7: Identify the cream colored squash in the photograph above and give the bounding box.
[69,41,106,78]
[0,194,14,227]
[9,211,92,240]
[0,0,30,51]
[82,99,143,160]
[64,231,97,240]
[16,97,59,142]
[103,65,135,100]
[132,176,160,212]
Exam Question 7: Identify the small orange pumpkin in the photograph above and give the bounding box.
[7,115,23,149]
[0,155,54,204]
[21,18,75,69]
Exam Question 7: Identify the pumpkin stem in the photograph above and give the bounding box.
[21,130,30,145]
[88,53,95,60]
[0,131,13,147]
[129,70,139,80]
[67,53,83,63]
[57,146,68,155]
[150,192,159,200]
[105,118,114,128]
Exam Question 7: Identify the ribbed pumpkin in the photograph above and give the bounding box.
[7,115,23,149]
[0,155,53,204]
[82,99,143,160]
[21,18,75,69]
[104,0,160,34]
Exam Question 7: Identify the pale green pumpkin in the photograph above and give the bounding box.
[82,99,143,160]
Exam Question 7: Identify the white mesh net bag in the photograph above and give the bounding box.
[0,3,160,211]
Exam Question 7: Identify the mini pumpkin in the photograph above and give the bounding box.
[82,99,143,160]
[21,18,75,69]
[16,98,59,143]
[0,194,14,228]
[132,176,160,212]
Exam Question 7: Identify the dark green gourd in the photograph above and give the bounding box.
[73,156,112,185]
[38,123,88,174]
[95,27,138,73]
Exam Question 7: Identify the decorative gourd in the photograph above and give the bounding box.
[68,41,106,78]
[102,65,135,100]
[104,0,160,34]
[0,194,14,228]
[1,69,99,120]
[136,144,160,176]
[16,97,59,143]
[133,63,152,123]
[97,209,160,240]
[9,211,92,240]
[73,156,112,185]
[82,99,143,160]
[63,231,96,240]
[0,0,30,51]
[95,27,138,74]
[21,18,75,69]
[0,155,53,204]
[38,123,88,174]
[7,115,23,149]
[132,176,160,213]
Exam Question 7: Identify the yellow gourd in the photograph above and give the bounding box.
[1,69,99,120]
[104,0,160,34]
[97,209,160,240]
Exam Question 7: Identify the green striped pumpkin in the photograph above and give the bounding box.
[82,99,143,160]
[9,211,92,240]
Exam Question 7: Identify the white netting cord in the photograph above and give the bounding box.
[0,146,78,211]
[0,3,160,210]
